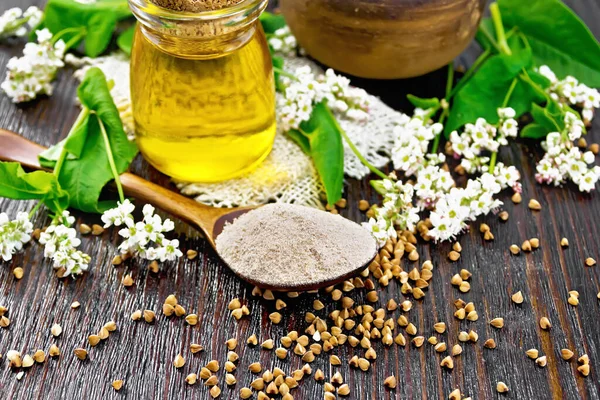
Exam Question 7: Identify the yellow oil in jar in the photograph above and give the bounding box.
[130,25,277,182]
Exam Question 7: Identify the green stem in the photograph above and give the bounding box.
[28,201,44,219]
[479,28,503,54]
[490,2,512,55]
[489,77,518,172]
[502,78,518,108]
[63,30,87,51]
[340,126,388,180]
[448,50,491,99]
[519,69,548,99]
[431,62,455,154]
[51,27,86,46]
[445,62,454,99]
[54,107,90,178]
[431,107,450,154]
[96,114,125,203]
[5,18,29,34]
[489,151,498,172]
[273,66,299,81]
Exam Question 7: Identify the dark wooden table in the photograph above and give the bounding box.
[1,1,600,399]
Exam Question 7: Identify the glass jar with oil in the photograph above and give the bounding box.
[128,0,276,182]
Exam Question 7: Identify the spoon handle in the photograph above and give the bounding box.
[0,129,223,242]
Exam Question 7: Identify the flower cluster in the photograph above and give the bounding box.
[538,65,600,123]
[39,211,90,277]
[363,179,420,247]
[0,7,43,39]
[102,200,183,262]
[449,108,519,174]
[413,160,455,209]
[493,162,522,192]
[0,211,33,261]
[535,113,599,192]
[278,66,370,132]
[391,110,443,176]
[1,29,66,103]
[428,173,503,242]
[268,26,297,57]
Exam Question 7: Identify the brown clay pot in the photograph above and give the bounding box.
[279,0,486,79]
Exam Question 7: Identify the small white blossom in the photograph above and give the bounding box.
[268,26,297,57]
[101,199,135,228]
[39,211,90,277]
[414,164,455,210]
[278,67,370,132]
[428,173,504,242]
[448,109,519,175]
[535,115,600,192]
[493,163,522,192]
[363,179,420,247]
[538,65,600,124]
[1,28,66,103]
[102,201,183,262]
[0,7,43,39]
[0,211,33,261]
[391,111,439,176]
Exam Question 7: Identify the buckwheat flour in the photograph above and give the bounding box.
[215,204,377,288]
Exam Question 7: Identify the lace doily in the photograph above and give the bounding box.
[70,53,407,208]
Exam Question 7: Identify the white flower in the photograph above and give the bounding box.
[391,113,438,176]
[38,211,90,277]
[414,164,455,209]
[0,7,42,39]
[538,65,557,83]
[155,239,184,262]
[428,174,504,242]
[362,217,395,247]
[2,28,66,103]
[363,179,420,247]
[268,26,297,57]
[535,123,599,192]
[101,199,135,228]
[493,163,521,192]
[540,65,600,123]
[278,67,370,132]
[103,201,183,262]
[0,211,33,261]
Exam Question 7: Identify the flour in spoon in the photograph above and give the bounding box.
[215,204,377,288]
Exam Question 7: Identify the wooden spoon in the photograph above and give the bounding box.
[0,129,376,291]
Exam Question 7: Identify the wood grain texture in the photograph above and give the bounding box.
[1,0,600,399]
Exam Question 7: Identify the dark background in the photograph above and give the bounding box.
[0,0,599,399]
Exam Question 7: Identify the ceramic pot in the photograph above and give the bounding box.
[279,0,486,79]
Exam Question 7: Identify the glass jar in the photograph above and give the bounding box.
[128,0,276,182]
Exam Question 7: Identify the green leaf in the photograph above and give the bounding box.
[259,12,287,34]
[520,96,570,139]
[44,0,132,57]
[406,95,440,110]
[117,24,135,56]
[530,102,564,132]
[40,68,138,213]
[288,103,344,205]
[286,130,311,155]
[499,0,600,86]
[38,139,77,168]
[445,36,538,134]
[520,123,550,139]
[0,162,69,214]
